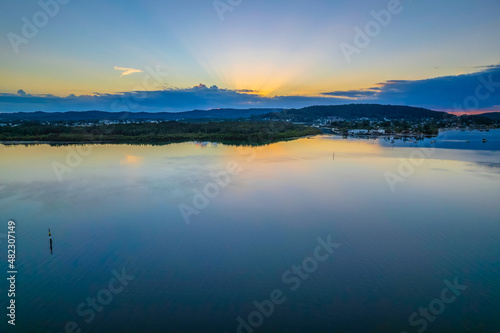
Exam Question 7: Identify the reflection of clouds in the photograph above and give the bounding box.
[258,155,322,164]
[161,154,245,190]
[194,142,215,149]
[0,152,242,212]
[474,162,500,174]
[475,162,500,169]
[0,175,189,209]
[0,151,246,211]
[439,140,472,143]
[464,161,500,177]
[430,168,451,172]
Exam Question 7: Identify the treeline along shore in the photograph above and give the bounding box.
[1,104,498,144]
[0,120,322,145]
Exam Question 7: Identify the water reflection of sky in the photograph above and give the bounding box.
[1,134,499,225]
[375,128,500,150]
[0,131,499,332]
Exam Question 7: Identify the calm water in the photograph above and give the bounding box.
[1,130,499,333]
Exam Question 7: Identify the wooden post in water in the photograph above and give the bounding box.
[49,228,53,255]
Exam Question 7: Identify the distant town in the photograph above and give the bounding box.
[0,104,499,143]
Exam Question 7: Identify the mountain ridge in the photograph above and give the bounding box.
[1,104,499,122]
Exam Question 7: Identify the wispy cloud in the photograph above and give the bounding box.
[114,66,143,77]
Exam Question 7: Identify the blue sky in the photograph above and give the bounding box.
[0,0,499,113]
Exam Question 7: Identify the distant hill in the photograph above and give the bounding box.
[0,104,459,122]
[0,108,283,122]
[252,104,452,122]
[477,112,500,120]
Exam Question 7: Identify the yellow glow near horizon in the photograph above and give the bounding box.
[120,155,144,166]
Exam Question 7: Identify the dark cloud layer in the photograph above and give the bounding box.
[1,65,499,113]
[322,90,378,98]
[322,65,500,113]
[0,84,346,113]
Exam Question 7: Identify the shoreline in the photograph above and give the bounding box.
[330,126,495,139]
[0,134,321,147]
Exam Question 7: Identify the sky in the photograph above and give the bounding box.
[0,0,499,113]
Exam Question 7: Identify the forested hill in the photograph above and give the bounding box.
[252,104,452,121]
[3,104,498,123]
[474,112,500,120]
[0,108,283,122]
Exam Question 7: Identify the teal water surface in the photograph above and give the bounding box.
[0,130,499,332]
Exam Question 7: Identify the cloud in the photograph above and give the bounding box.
[1,64,500,113]
[321,64,500,113]
[114,66,143,77]
[17,89,28,96]
[322,90,377,98]
[0,84,344,112]
[474,64,498,69]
